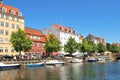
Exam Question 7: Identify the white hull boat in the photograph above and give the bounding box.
[0,63,21,70]
[45,60,64,66]
[71,58,83,63]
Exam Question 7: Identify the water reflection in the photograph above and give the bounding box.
[0,62,120,80]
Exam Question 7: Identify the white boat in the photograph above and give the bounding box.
[71,58,83,63]
[87,57,97,62]
[45,60,64,66]
[0,63,21,70]
[98,57,106,62]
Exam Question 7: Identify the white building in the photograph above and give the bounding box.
[42,24,83,54]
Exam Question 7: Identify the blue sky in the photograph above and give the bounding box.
[4,0,120,43]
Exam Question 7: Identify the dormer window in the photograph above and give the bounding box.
[10,10,15,14]
[2,7,7,12]
[18,12,22,16]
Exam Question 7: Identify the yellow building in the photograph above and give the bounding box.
[0,3,24,55]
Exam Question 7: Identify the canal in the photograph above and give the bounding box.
[0,61,120,80]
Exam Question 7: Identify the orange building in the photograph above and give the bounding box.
[25,27,46,57]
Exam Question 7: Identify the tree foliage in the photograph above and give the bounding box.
[110,44,120,53]
[64,37,77,56]
[97,42,106,53]
[78,39,97,55]
[44,34,61,55]
[10,29,32,55]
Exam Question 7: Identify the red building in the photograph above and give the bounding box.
[25,27,46,57]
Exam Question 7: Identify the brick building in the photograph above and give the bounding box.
[25,27,46,57]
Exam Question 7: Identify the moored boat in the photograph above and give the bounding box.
[71,58,83,63]
[98,57,106,62]
[87,57,97,62]
[28,62,44,67]
[45,60,64,66]
[0,63,21,70]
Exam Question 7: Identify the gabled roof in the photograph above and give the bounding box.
[53,24,76,34]
[0,3,21,16]
[25,27,45,37]
[25,27,46,43]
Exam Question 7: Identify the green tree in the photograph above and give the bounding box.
[64,37,77,56]
[87,40,97,54]
[10,29,32,55]
[81,38,88,53]
[97,43,106,53]
[44,34,61,56]
[77,43,82,52]
[110,44,120,53]
[106,43,112,51]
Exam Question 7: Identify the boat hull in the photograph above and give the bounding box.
[45,60,64,66]
[0,64,21,70]
[28,63,44,67]
[87,60,97,62]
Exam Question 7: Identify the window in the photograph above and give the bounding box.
[2,7,7,12]
[37,43,42,46]
[5,38,9,43]
[30,35,33,39]
[6,15,9,20]
[6,22,9,27]
[1,21,4,27]
[5,30,9,35]
[0,30,4,35]
[12,17,15,21]
[16,25,19,29]
[0,38,4,43]
[16,18,19,22]
[32,42,34,46]
[36,36,40,39]
[10,10,15,14]
[11,48,14,53]
[5,47,8,53]
[18,12,22,16]
[1,14,4,18]
[34,36,37,39]
[0,47,3,52]
[12,24,15,29]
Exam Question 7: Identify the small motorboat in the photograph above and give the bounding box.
[28,62,44,67]
[0,63,21,70]
[87,57,97,62]
[98,57,106,62]
[71,58,83,63]
[45,60,64,66]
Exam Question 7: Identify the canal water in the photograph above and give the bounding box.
[0,61,120,80]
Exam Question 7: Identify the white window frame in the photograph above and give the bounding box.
[2,7,7,12]
[0,30,4,35]
[10,10,15,14]
[0,47,3,53]
[5,47,8,53]
[18,12,22,16]
[0,38,4,43]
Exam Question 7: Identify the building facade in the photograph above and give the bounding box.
[42,24,82,54]
[0,3,24,55]
[25,27,46,57]
[86,34,106,45]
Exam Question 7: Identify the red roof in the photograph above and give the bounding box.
[0,3,20,16]
[25,27,46,43]
[53,24,75,34]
